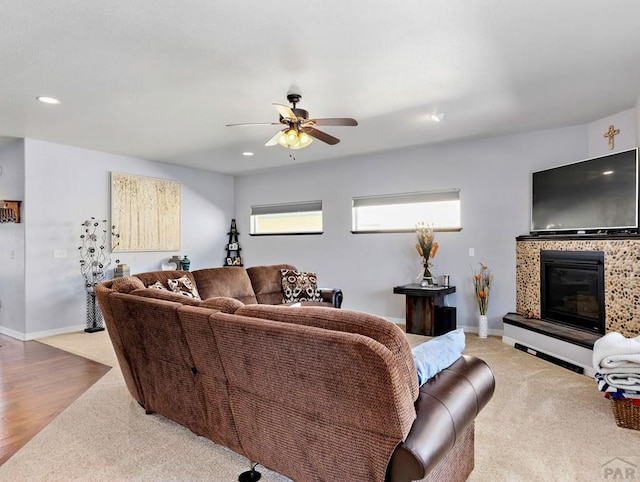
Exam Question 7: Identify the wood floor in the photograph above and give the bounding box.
[0,333,111,465]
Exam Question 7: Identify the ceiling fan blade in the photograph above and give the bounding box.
[304,127,340,145]
[307,117,358,127]
[273,103,298,122]
[265,130,284,147]
[226,122,281,127]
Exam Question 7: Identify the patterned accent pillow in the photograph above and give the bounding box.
[167,275,201,299]
[281,269,322,303]
[148,281,167,290]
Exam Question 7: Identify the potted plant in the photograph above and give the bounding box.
[472,263,493,338]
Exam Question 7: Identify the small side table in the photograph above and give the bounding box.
[393,284,456,336]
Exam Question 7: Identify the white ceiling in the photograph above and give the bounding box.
[2,1,640,175]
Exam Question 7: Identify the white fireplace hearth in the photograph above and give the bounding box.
[502,314,598,376]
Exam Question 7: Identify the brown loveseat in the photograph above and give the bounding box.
[96,270,494,481]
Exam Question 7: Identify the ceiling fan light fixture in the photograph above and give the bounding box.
[276,131,290,148]
[298,131,312,147]
[289,135,313,150]
[286,128,299,145]
[275,127,313,150]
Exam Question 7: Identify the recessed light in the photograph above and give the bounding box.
[36,96,61,105]
[603,170,614,175]
[427,113,444,122]
[242,152,254,157]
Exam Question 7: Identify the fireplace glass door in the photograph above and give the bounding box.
[540,250,605,334]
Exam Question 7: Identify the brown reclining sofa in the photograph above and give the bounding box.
[96,264,494,481]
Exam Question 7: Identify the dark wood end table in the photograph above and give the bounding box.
[393,284,456,336]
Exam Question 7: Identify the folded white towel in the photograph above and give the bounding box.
[598,364,640,374]
[601,355,640,369]
[603,372,640,392]
[592,332,640,370]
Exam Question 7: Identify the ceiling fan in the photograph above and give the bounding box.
[226,92,358,150]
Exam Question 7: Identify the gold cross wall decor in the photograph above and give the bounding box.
[604,124,620,150]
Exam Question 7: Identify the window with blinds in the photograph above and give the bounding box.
[352,189,461,233]
[250,200,323,235]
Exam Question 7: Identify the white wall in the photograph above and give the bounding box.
[20,139,234,339]
[636,96,640,147]
[0,138,26,336]
[234,125,589,333]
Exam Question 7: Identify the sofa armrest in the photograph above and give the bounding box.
[319,288,343,308]
[387,355,495,482]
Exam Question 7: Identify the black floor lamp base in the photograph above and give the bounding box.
[84,327,106,333]
[85,290,105,333]
[238,468,261,482]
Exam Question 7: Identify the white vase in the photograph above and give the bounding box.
[478,314,488,339]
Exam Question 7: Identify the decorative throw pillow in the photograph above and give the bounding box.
[280,269,322,303]
[167,275,201,299]
[148,281,167,290]
[110,276,145,293]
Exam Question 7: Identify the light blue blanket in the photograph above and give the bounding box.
[412,328,466,386]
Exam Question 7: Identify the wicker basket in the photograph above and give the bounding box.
[610,399,640,430]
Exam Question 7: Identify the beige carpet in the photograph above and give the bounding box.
[1,330,638,481]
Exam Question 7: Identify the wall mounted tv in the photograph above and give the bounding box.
[531,147,639,234]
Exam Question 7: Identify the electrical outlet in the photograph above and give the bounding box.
[53,249,67,258]
[469,248,475,257]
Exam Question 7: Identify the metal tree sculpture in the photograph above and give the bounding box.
[78,217,120,332]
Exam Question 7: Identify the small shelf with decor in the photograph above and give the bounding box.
[0,200,21,223]
[224,219,243,266]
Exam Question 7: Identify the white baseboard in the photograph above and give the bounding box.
[462,325,503,337]
[0,325,27,341]
[387,317,406,325]
[387,317,504,337]
[0,324,86,341]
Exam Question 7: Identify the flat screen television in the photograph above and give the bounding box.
[531,148,639,234]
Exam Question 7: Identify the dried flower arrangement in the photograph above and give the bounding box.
[415,222,439,282]
[472,263,493,315]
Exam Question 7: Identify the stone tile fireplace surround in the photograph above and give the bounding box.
[503,236,640,375]
[516,237,640,336]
